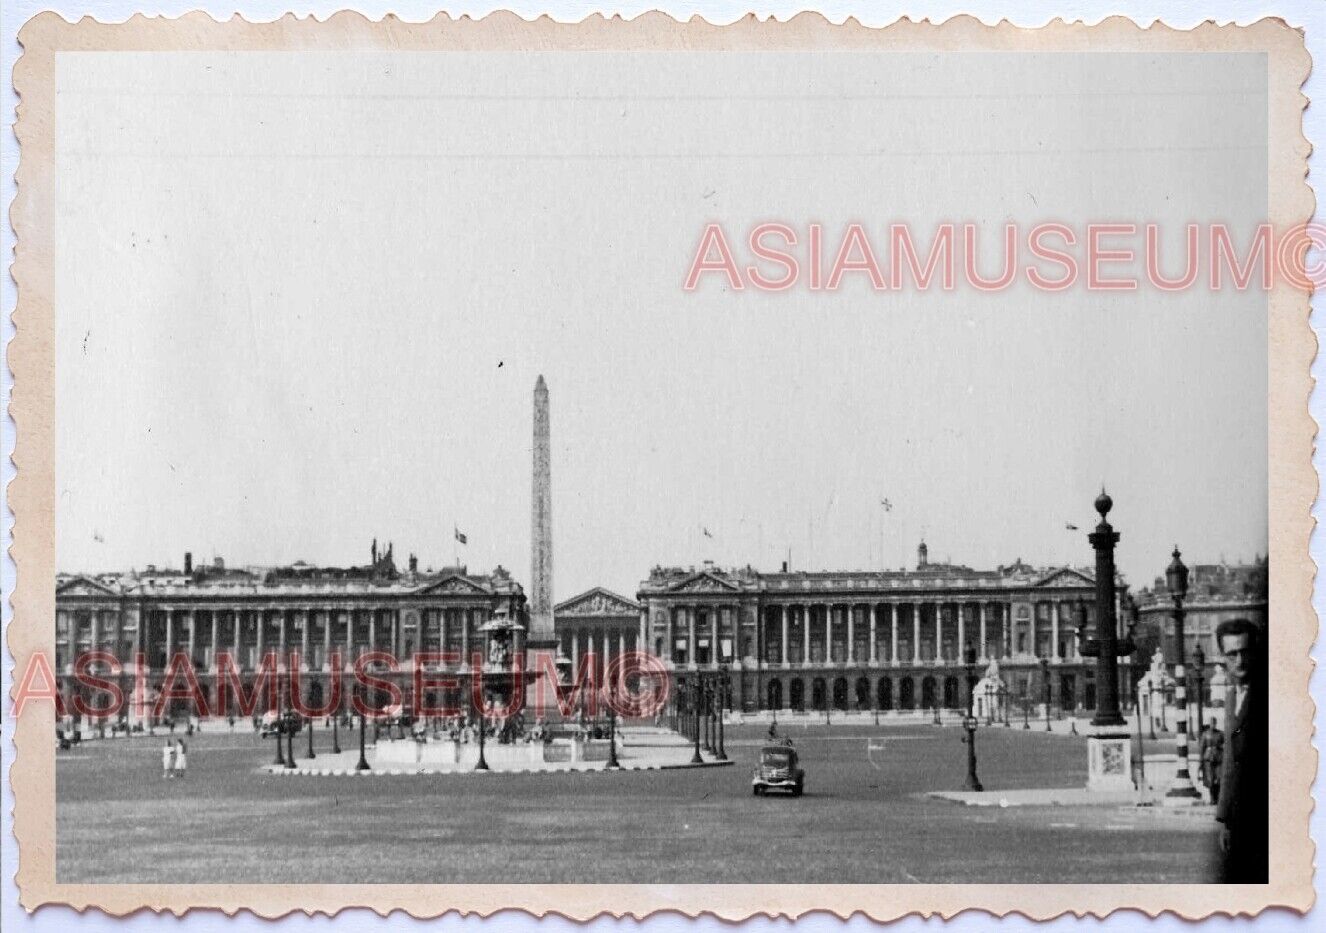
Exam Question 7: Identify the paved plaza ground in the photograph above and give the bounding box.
[56,720,1219,883]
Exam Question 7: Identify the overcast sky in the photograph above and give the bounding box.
[55,50,1268,597]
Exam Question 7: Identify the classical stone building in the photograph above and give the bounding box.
[55,545,526,718]
[637,543,1109,715]
[553,587,644,686]
[1132,556,1268,703]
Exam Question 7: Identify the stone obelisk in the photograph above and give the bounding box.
[527,375,557,649]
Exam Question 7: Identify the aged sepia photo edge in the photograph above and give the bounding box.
[6,8,1317,920]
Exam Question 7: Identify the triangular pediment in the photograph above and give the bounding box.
[556,587,640,617]
[56,576,121,598]
[667,571,739,594]
[1035,568,1095,588]
[416,574,490,596]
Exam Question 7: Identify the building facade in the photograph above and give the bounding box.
[553,587,644,686]
[55,541,1160,722]
[55,546,526,719]
[1132,556,1268,702]
[637,544,1112,715]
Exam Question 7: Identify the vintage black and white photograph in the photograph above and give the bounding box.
[7,10,1316,921]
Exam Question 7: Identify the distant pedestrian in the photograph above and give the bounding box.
[1215,618,1267,883]
[174,740,188,779]
[1199,721,1223,803]
[161,740,175,779]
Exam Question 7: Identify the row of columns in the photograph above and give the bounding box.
[658,604,743,669]
[59,605,496,673]
[768,601,1008,666]
[562,626,637,680]
[651,599,1085,670]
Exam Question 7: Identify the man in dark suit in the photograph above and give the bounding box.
[1214,618,1267,883]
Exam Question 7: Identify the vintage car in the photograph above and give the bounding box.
[751,741,804,796]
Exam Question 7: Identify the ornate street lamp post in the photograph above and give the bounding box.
[963,643,982,791]
[474,691,490,773]
[1164,547,1200,803]
[706,676,716,751]
[690,680,704,764]
[715,665,729,761]
[686,679,694,742]
[271,668,287,766]
[1192,642,1207,739]
[1022,687,1030,730]
[355,694,371,773]
[702,676,714,753]
[1130,626,1147,789]
[690,679,698,743]
[604,682,621,770]
[273,706,286,767]
[1041,656,1052,732]
[306,708,316,759]
[1147,679,1157,739]
[332,693,342,755]
[284,709,297,769]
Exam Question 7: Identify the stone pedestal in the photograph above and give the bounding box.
[1086,733,1134,792]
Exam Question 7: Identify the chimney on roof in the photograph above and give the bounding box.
[409,553,418,573]
[184,552,193,575]
[781,560,789,572]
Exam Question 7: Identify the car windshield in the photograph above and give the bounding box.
[761,751,791,766]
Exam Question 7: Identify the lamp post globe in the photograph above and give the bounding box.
[1166,546,1190,604]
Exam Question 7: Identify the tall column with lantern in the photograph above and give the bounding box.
[1077,491,1138,793]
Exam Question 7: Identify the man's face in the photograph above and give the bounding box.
[1220,632,1252,685]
